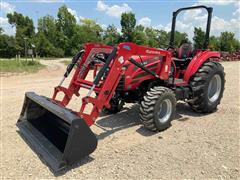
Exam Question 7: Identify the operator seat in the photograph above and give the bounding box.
[173,42,193,69]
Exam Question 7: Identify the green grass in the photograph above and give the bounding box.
[0,59,45,73]
[61,60,71,65]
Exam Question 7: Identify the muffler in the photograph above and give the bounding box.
[16,92,98,172]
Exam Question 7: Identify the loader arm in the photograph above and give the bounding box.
[52,43,113,106]
[52,42,172,126]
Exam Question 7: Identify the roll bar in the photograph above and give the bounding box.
[169,5,213,49]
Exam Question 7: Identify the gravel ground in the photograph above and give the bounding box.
[0,60,239,179]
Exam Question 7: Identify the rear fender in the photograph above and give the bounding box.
[183,51,220,82]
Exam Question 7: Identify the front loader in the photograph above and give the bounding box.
[17,5,225,172]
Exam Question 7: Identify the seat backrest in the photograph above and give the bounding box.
[178,43,193,59]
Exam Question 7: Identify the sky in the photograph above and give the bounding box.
[0,0,240,40]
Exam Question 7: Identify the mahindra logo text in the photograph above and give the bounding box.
[146,50,161,55]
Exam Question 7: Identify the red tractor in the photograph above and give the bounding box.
[17,6,225,172]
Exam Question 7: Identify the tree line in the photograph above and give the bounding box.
[0,5,239,58]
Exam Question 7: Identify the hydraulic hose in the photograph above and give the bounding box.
[86,47,117,97]
[93,47,117,85]
[64,50,84,78]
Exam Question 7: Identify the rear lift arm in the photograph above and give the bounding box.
[52,42,172,126]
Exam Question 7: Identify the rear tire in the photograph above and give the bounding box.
[189,61,225,113]
[139,86,176,132]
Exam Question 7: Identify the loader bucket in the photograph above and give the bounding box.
[16,92,97,172]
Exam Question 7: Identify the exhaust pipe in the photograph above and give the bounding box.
[17,92,97,172]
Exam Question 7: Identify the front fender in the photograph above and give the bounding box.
[183,51,220,82]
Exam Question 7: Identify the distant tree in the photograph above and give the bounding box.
[209,36,220,51]
[38,15,58,45]
[145,27,159,47]
[135,25,145,32]
[80,19,103,38]
[7,12,35,38]
[103,25,120,45]
[35,32,64,57]
[219,31,236,52]
[78,19,103,43]
[56,5,77,56]
[1,8,240,58]
[120,12,136,41]
[156,30,169,48]
[70,19,103,55]
[174,31,189,47]
[56,5,77,38]
[7,12,35,55]
[232,38,240,51]
[132,30,147,45]
[34,14,68,57]
[0,34,17,58]
[193,27,205,49]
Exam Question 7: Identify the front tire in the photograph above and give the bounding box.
[189,61,225,113]
[139,86,176,132]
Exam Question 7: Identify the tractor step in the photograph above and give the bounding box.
[16,92,98,172]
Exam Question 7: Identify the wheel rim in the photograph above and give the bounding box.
[158,99,172,123]
[208,74,222,103]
